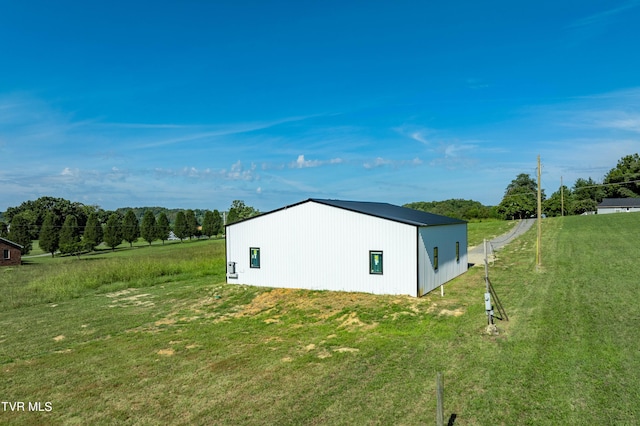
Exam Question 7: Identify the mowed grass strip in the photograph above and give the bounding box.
[466,213,640,424]
[0,214,639,424]
[467,219,518,247]
[0,239,226,309]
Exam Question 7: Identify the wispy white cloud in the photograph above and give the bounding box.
[363,157,422,170]
[410,132,429,145]
[442,143,478,158]
[539,138,637,185]
[289,154,344,169]
[222,160,258,181]
[567,0,639,29]
[103,123,199,129]
[132,114,323,149]
[593,114,640,133]
[499,87,640,187]
[363,157,392,169]
[606,118,640,132]
[564,1,640,47]
[394,125,434,145]
[153,161,259,181]
[291,154,321,168]
[427,143,480,169]
[540,88,640,133]
[60,167,76,177]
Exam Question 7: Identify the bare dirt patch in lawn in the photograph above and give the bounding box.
[334,347,359,353]
[337,312,378,331]
[105,289,155,308]
[439,307,466,317]
[231,288,434,322]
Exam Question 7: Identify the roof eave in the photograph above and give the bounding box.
[0,237,24,249]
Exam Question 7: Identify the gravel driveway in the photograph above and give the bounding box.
[468,218,535,266]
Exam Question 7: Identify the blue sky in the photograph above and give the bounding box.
[1,1,639,212]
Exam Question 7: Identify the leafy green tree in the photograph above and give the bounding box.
[6,210,38,242]
[0,221,8,238]
[4,196,88,239]
[8,214,33,254]
[226,200,259,224]
[572,177,605,214]
[39,212,59,257]
[201,210,215,238]
[185,209,199,239]
[82,212,103,252]
[174,211,189,241]
[404,199,496,220]
[156,212,171,245]
[497,173,543,220]
[122,210,140,247]
[202,210,223,238]
[59,215,82,255]
[543,185,571,217]
[603,153,640,198]
[212,209,223,235]
[104,213,122,251]
[140,211,157,246]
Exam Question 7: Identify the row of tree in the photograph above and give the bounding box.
[35,208,226,257]
[1,198,261,255]
[403,199,500,220]
[497,154,640,219]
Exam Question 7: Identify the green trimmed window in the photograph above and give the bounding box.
[369,251,383,274]
[433,247,439,270]
[250,247,261,268]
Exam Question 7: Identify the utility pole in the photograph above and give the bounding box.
[536,155,542,268]
[561,176,564,217]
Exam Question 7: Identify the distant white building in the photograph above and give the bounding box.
[225,199,468,297]
[597,198,640,214]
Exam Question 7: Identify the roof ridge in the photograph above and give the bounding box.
[310,198,465,226]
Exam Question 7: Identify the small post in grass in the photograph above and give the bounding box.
[484,239,492,326]
[484,239,498,334]
[436,372,444,426]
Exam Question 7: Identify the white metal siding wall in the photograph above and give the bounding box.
[226,201,418,296]
[417,224,468,296]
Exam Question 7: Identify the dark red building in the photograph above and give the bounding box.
[0,237,23,266]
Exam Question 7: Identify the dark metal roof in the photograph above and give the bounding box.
[597,198,640,208]
[226,198,466,227]
[309,199,466,226]
[0,237,23,249]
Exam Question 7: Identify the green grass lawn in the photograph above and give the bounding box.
[467,219,517,247]
[1,214,639,424]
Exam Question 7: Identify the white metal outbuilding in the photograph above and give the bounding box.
[597,198,640,214]
[225,199,468,297]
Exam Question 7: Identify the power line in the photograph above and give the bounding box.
[572,178,640,191]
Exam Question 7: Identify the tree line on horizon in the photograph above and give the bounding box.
[2,154,637,253]
[497,153,640,219]
[403,199,500,221]
[0,199,259,255]
[406,153,639,220]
